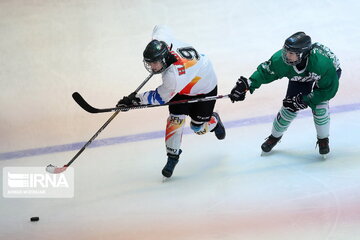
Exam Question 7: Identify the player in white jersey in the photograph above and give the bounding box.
[117,25,226,178]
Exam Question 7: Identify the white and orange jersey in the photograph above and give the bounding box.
[137,25,218,105]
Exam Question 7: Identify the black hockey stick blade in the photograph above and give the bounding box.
[72,92,105,113]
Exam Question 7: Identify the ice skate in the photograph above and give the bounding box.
[162,150,182,178]
[211,112,226,140]
[317,137,329,159]
[261,135,282,155]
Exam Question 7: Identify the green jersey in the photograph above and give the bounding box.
[249,42,340,109]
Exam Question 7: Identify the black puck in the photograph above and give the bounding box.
[30,217,39,222]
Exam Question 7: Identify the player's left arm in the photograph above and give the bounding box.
[303,68,339,109]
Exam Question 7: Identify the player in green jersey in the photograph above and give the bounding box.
[230,32,341,158]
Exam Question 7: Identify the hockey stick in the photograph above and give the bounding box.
[73,92,232,114]
[45,73,154,174]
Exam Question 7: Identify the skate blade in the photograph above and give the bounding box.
[261,151,270,156]
[162,176,171,182]
[320,154,328,160]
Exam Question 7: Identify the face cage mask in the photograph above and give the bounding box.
[143,59,167,74]
[282,49,303,66]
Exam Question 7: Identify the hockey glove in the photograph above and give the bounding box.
[282,93,308,112]
[230,76,250,102]
[116,92,141,109]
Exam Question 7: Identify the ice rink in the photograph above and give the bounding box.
[1,0,360,239]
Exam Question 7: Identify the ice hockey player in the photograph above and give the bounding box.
[117,25,226,178]
[230,32,341,158]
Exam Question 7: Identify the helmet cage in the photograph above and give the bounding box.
[143,59,167,74]
[282,47,304,66]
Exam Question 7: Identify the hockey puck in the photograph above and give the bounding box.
[30,217,39,222]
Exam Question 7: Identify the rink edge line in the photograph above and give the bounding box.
[1,102,359,160]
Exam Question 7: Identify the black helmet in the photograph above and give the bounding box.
[282,32,312,66]
[143,39,170,74]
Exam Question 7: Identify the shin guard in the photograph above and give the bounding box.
[165,114,186,155]
[313,101,330,139]
[271,106,298,138]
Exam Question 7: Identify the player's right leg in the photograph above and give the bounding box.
[163,114,186,178]
[162,95,190,178]
[261,81,313,153]
[261,107,297,153]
